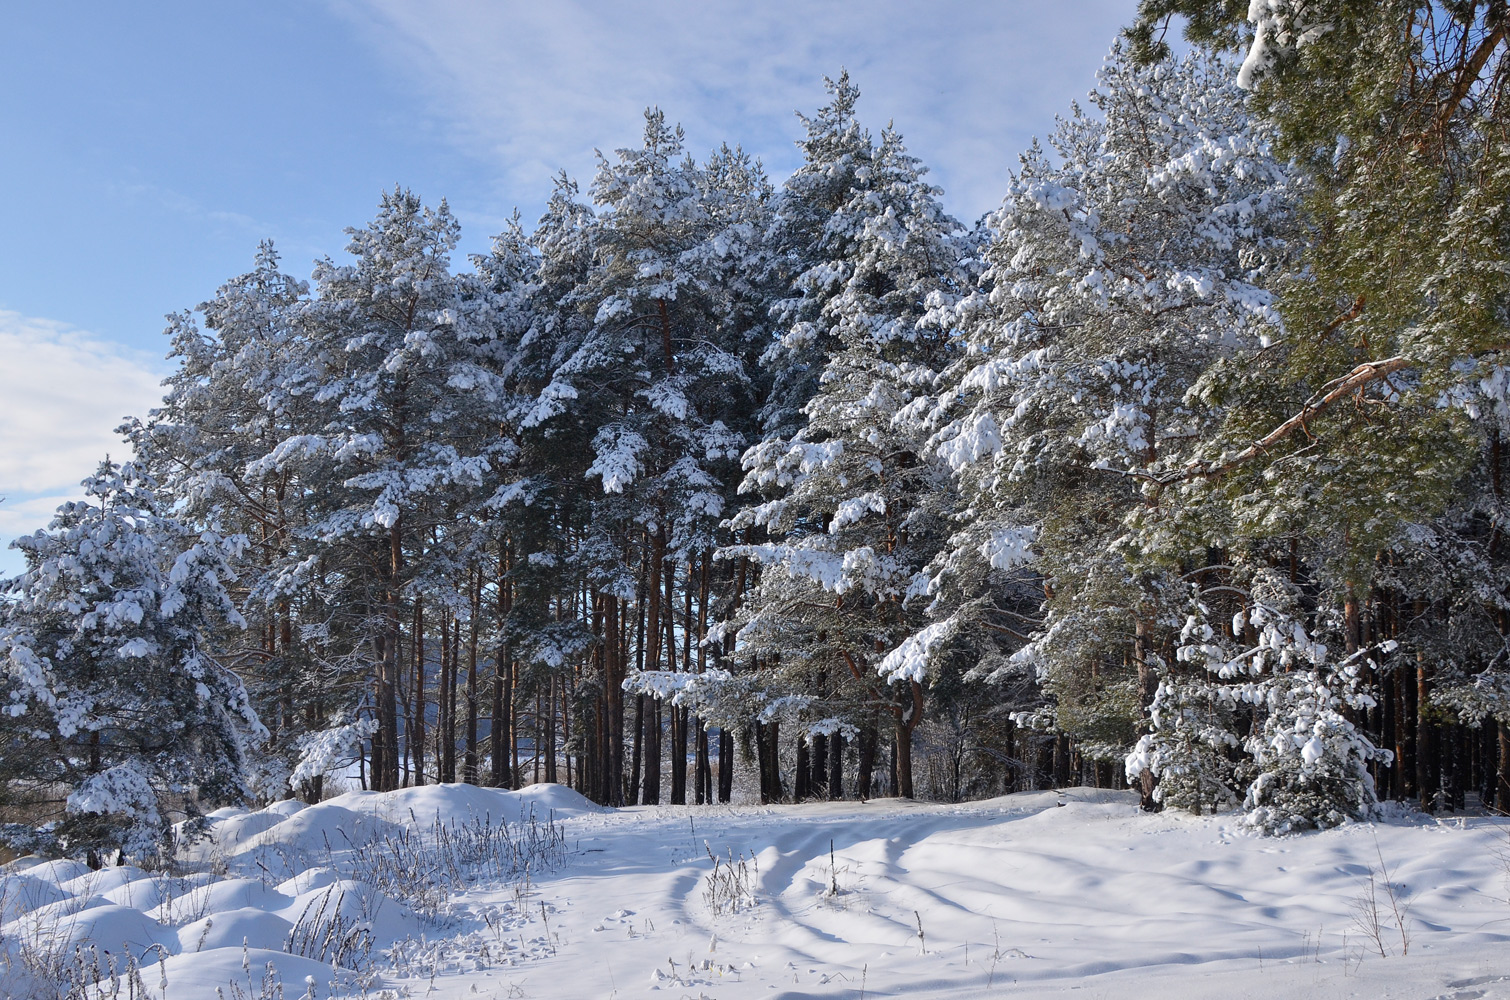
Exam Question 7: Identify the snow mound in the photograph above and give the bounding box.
[129,947,364,1000]
[19,859,93,884]
[325,780,606,825]
[203,806,296,854]
[277,865,342,896]
[178,906,294,952]
[100,873,207,911]
[44,903,177,962]
[182,783,600,882]
[0,855,47,876]
[3,893,111,940]
[0,873,70,921]
[229,801,401,869]
[281,878,423,948]
[146,877,291,925]
[513,781,607,816]
[264,797,308,818]
[61,863,151,897]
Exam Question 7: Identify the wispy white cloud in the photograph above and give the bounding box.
[0,310,167,574]
[329,0,1133,223]
[106,180,268,235]
[0,493,78,553]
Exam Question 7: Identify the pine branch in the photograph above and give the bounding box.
[1162,355,1412,484]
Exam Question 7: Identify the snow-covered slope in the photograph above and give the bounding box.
[4,786,1507,999]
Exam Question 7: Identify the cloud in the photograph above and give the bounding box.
[0,310,167,572]
[329,0,1134,223]
[106,180,269,237]
[0,493,78,550]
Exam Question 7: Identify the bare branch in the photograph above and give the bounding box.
[1161,355,1413,485]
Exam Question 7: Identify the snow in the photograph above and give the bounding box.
[4,783,1509,999]
[1238,0,1333,90]
[980,524,1037,571]
[935,411,1002,470]
[587,426,648,493]
[0,874,68,922]
[66,761,161,828]
[180,905,293,951]
[46,903,177,961]
[877,619,954,683]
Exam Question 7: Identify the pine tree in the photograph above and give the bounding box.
[0,462,262,860]
[1137,568,1392,830]
[724,101,969,800]
[252,188,511,792]
[137,242,331,799]
[923,47,1299,808]
[759,71,876,441]
[1127,0,1510,816]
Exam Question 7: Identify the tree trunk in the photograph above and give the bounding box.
[1054,733,1072,788]
[509,650,520,785]
[545,675,558,784]
[629,694,645,805]
[668,559,687,805]
[628,568,647,804]
[413,599,426,785]
[642,529,665,804]
[1497,721,1510,812]
[894,680,923,799]
[1036,737,1055,790]
[895,719,917,800]
[443,617,459,783]
[695,725,710,805]
[371,632,387,791]
[856,716,878,801]
[755,720,773,804]
[378,523,404,792]
[1134,617,1159,811]
[717,727,733,803]
[1488,724,1497,806]
[694,552,711,805]
[812,732,828,798]
[828,733,845,799]
[1416,610,1435,811]
[1390,661,1406,801]
[1447,724,1465,812]
[889,731,899,797]
[492,541,512,788]
[645,700,662,804]
[464,570,480,784]
[602,591,624,805]
[767,719,783,801]
[795,737,810,802]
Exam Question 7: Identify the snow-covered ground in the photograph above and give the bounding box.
[4,785,1509,999]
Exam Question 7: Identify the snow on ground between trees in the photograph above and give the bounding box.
[3,784,1509,999]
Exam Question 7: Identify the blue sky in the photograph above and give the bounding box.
[0,1,1135,575]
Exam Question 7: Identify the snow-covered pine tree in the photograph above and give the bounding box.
[1379,370,1510,810]
[498,115,774,805]
[249,188,512,792]
[723,107,970,800]
[582,112,769,805]
[135,242,337,800]
[1136,568,1393,831]
[758,71,875,443]
[1125,2,1510,816]
[923,47,1299,808]
[0,461,263,861]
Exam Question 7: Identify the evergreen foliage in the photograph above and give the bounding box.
[7,19,1510,851]
[0,462,262,859]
